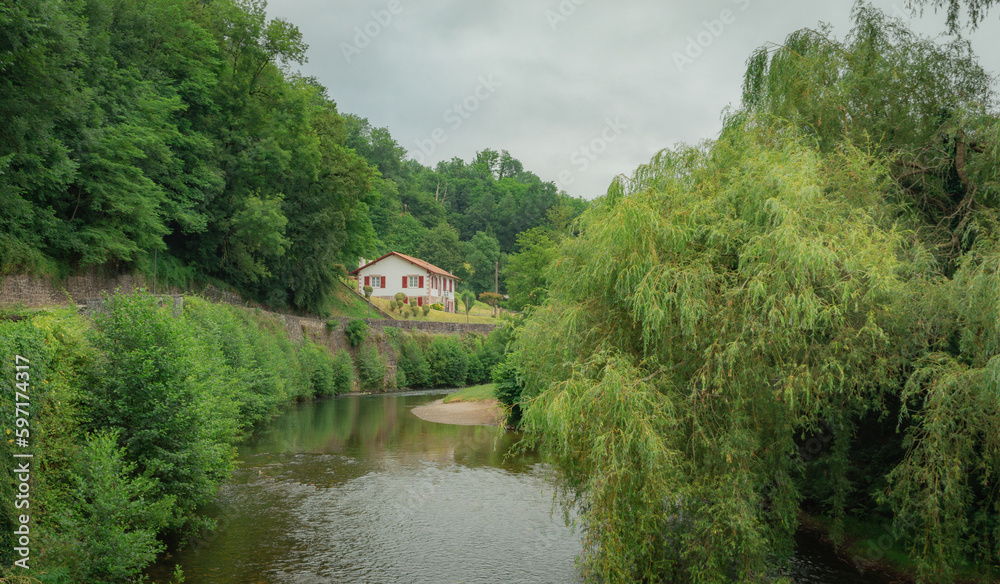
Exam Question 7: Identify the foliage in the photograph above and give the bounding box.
[87,293,238,530]
[422,305,431,317]
[508,109,930,581]
[355,342,386,391]
[906,0,999,31]
[426,336,469,387]
[345,319,368,347]
[461,290,476,322]
[363,285,373,299]
[0,293,347,579]
[53,430,174,583]
[478,292,503,317]
[500,10,1000,578]
[330,349,355,394]
[430,302,444,311]
[461,231,501,294]
[397,336,431,388]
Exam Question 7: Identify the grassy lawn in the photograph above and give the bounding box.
[369,297,500,324]
[443,383,496,403]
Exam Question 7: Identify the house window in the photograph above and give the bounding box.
[408,275,419,288]
[371,275,382,289]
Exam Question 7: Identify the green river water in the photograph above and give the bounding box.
[147,390,892,584]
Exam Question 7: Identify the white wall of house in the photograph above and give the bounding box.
[356,254,458,312]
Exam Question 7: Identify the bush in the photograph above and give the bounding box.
[355,343,386,391]
[492,360,524,425]
[422,305,431,317]
[345,319,368,347]
[426,336,469,387]
[330,349,354,394]
[430,303,444,311]
[325,318,338,332]
[54,430,174,583]
[87,293,236,529]
[467,353,485,385]
[394,366,408,389]
[398,337,431,388]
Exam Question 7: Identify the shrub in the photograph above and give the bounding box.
[426,336,469,387]
[492,360,524,425]
[410,304,419,317]
[422,305,431,317]
[394,366,408,389]
[430,303,444,311]
[345,319,368,347]
[355,343,386,391]
[467,353,485,385]
[398,337,431,388]
[330,349,354,394]
[54,430,174,583]
[325,318,339,332]
[87,293,235,529]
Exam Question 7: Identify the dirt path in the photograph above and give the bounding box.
[410,398,503,426]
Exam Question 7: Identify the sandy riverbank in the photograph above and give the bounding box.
[410,398,503,426]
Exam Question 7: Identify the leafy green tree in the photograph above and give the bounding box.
[503,227,557,310]
[461,290,476,323]
[478,292,503,317]
[463,231,501,294]
[416,222,463,274]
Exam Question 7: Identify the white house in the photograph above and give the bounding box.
[351,252,460,313]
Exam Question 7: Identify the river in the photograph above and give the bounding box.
[147,390,892,584]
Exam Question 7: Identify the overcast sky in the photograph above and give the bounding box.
[264,0,1000,200]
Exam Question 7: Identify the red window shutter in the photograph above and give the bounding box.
[364,276,370,286]
[419,276,424,288]
[381,276,386,288]
[418,297,423,306]
[402,276,407,288]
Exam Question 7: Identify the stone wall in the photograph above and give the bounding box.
[0,272,185,308]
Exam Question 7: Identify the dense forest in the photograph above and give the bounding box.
[0,0,585,314]
[496,4,1000,583]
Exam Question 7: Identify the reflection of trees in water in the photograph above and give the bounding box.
[243,394,537,471]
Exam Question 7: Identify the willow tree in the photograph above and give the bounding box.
[741,3,997,265]
[509,6,1000,582]
[511,118,924,582]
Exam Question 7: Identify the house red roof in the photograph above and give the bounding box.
[350,251,461,280]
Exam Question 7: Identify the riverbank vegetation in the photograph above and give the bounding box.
[443,384,497,404]
[496,5,1000,583]
[0,293,351,582]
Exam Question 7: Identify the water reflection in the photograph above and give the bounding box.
[147,391,581,584]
